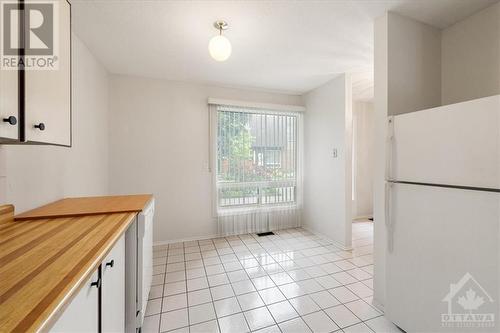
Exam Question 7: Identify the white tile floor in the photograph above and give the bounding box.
[144,222,402,333]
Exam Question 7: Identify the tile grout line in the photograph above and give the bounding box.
[149,224,382,333]
[231,233,268,333]
[200,238,222,333]
[183,243,189,333]
[156,245,167,333]
[151,270,372,305]
[157,303,383,333]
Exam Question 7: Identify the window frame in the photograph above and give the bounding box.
[211,105,302,213]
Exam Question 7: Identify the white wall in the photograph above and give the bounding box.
[373,10,444,311]
[0,35,109,213]
[108,75,303,243]
[372,4,500,310]
[352,101,374,219]
[373,11,443,309]
[387,13,442,115]
[441,1,500,105]
[302,74,353,248]
[373,13,389,310]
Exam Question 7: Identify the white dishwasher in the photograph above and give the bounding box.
[137,199,154,327]
[125,198,154,332]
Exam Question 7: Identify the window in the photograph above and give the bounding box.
[216,105,299,209]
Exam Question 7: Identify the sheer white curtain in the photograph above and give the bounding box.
[210,103,303,236]
[217,205,301,236]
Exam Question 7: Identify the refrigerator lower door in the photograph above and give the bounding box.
[386,183,499,332]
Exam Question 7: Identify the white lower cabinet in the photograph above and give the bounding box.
[50,271,99,333]
[102,235,125,332]
[51,234,126,332]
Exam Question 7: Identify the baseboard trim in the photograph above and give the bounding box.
[353,215,373,221]
[154,224,352,249]
[302,225,353,251]
[371,297,385,312]
[153,224,303,246]
[153,233,219,246]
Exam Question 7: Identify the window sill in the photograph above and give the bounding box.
[217,203,299,216]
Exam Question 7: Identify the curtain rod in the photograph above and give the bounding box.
[208,98,306,112]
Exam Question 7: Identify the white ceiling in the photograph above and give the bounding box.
[72,0,498,100]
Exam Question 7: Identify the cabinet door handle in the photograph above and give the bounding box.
[90,277,101,289]
[34,123,45,131]
[3,116,17,125]
[105,259,114,268]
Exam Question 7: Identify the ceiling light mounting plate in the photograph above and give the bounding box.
[213,20,229,31]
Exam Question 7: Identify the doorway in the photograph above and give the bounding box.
[351,100,374,240]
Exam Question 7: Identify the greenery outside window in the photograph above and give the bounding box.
[216,106,299,209]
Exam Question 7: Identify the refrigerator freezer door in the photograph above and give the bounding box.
[386,183,499,332]
[391,95,500,189]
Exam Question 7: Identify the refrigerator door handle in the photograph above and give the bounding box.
[385,116,395,181]
[385,182,394,253]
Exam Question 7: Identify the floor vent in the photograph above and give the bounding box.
[257,231,275,237]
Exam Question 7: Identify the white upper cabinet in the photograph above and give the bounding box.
[0,68,19,141]
[24,0,71,146]
[0,0,71,146]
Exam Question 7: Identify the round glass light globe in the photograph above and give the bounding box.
[208,35,232,61]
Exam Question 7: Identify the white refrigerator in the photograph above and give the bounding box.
[384,95,500,332]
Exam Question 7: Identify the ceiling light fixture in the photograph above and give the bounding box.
[209,20,231,62]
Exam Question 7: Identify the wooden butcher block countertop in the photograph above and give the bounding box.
[15,194,152,220]
[0,194,152,332]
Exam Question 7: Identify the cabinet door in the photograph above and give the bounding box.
[102,234,126,332]
[0,67,19,141]
[24,0,71,146]
[50,270,99,333]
